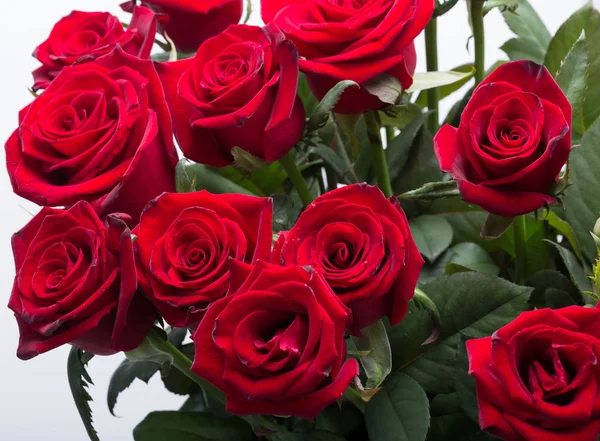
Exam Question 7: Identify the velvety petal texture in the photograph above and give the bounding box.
[32,6,162,90]
[157,24,305,166]
[6,48,178,224]
[8,201,156,360]
[191,261,359,419]
[134,191,273,328]
[434,60,572,217]
[121,0,243,53]
[467,307,600,441]
[266,0,433,114]
[272,183,423,334]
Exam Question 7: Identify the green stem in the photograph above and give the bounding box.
[425,17,440,132]
[513,215,527,284]
[279,152,314,206]
[397,180,459,200]
[471,0,485,85]
[325,166,338,191]
[365,112,393,198]
[146,330,226,403]
[385,127,395,148]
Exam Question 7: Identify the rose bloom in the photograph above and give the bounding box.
[157,24,305,166]
[32,6,161,90]
[121,0,243,53]
[191,261,359,418]
[273,183,423,334]
[134,191,273,328]
[9,202,156,360]
[6,48,178,224]
[468,307,600,441]
[263,0,434,114]
[434,60,572,217]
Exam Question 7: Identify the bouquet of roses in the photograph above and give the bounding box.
[6,0,600,440]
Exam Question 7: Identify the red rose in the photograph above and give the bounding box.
[9,202,156,360]
[32,6,161,90]
[434,60,572,217]
[156,24,305,166]
[6,48,178,224]
[467,307,600,441]
[265,0,434,114]
[272,183,423,334]
[134,191,273,328]
[191,261,359,418]
[121,0,243,53]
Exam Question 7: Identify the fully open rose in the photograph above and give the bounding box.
[121,0,243,52]
[273,183,423,334]
[9,202,156,360]
[32,6,161,90]
[157,24,304,166]
[6,48,178,224]
[468,307,600,441]
[191,261,359,418]
[263,0,434,114]
[134,191,273,328]
[434,60,572,217]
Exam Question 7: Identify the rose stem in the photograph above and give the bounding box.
[365,111,393,198]
[424,16,439,133]
[146,328,226,403]
[470,0,485,85]
[513,215,528,284]
[279,152,315,206]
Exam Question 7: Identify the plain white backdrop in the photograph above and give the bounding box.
[0,0,597,439]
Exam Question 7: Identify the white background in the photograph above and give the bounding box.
[0,0,597,439]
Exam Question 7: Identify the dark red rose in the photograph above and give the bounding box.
[191,261,359,418]
[265,0,434,114]
[6,48,178,224]
[468,307,600,441]
[272,183,423,334]
[121,0,243,53]
[134,191,273,328]
[32,6,162,91]
[434,60,572,217]
[9,201,156,360]
[156,24,305,166]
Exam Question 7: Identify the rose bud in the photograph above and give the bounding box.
[264,0,434,114]
[6,48,178,225]
[191,261,359,418]
[134,191,273,328]
[9,202,156,360]
[434,60,572,217]
[32,6,162,90]
[468,307,600,441]
[121,0,243,53]
[273,183,424,334]
[156,24,305,167]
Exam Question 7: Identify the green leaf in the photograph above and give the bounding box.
[352,320,392,389]
[500,0,551,63]
[365,373,430,441]
[307,80,358,131]
[546,240,593,294]
[134,412,255,441]
[483,0,518,15]
[67,348,99,441]
[231,147,269,171]
[316,403,363,436]
[107,359,160,415]
[543,209,582,259]
[480,214,515,240]
[386,113,428,181]
[414,65,475,108]
[272,194,302,232]
[409,215,453,262]
[269,430,347,441]
[364,74,403,105]
[161,344,198,396]
[544,4,600,134]
[445,243,500,275]
[454,335,479,424]
[555,32,589,116]
[526,269,582,308]
[563,118,600,267]
[380,102,423,129]
[407,69,476,93]
[175,159,256,195]
[297,73,318,116]
[400,274,532,394]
